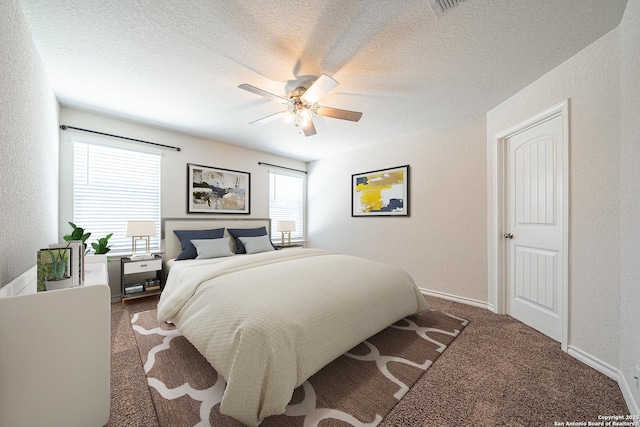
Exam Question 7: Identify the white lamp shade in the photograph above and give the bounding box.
[126,221,156,237]
[275,220,296,232]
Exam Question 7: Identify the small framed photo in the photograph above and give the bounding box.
[352,165,410,217]
[187,163,250,214]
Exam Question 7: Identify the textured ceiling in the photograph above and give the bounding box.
[19,0,627,161]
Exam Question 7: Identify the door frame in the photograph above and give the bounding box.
[490,100,570,352]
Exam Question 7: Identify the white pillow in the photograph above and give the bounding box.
[238,235,275,254]
[191,238,234,259]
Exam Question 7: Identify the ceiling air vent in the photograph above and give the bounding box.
[426,0,467,18]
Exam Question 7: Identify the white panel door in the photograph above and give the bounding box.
[506,114,564,341]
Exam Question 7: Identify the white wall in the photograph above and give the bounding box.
[619,0,640,412]
[0,0,59,290]
[307,118,488,303]
[487,30,621,366]
[58,107,307,236]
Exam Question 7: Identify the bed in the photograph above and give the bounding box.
[157,218,428,426]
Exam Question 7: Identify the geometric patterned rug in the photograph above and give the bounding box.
[131,308,468,426]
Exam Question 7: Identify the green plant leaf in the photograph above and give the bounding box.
[46,247,69,280]
[91,233,113,255]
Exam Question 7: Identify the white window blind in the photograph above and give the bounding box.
[73,141,161,253]
[269,171,305,242]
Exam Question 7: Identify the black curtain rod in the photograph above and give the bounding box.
[258,162,307,174]
[59,125,181,152]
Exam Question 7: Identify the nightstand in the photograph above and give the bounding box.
[120,255,163,307]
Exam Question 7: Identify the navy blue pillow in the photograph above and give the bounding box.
[174,228,225,260]
[227,227,274,254]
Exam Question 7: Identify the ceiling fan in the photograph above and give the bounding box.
[238,74,362,137]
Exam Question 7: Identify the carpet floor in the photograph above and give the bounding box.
[107,296,628,426]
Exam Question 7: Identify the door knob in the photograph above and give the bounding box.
[503,233,513,239]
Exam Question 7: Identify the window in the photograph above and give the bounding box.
[269,171,305,243]
[73,141,161,253]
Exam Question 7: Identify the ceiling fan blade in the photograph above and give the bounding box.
[302,119,317,137]
[238,84,288,103]
[249,111,286,126]
[301,74,339,104]
[315,106,362,122]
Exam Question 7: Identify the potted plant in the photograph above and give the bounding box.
[61,223,112,285]
[91,233,113,255]
[63,222,91,254]
[44,245,72,290]
[85,233,112,286]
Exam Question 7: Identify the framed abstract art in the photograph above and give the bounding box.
[187,163,250,214]
[352,165,410,217]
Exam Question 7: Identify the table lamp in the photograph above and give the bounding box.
[275,220,296,247]
[126,220,156,255]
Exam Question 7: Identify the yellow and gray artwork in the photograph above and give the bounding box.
[352,165,409,216]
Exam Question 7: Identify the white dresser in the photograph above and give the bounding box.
[0,257,111,427]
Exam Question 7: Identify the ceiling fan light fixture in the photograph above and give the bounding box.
[298,108,313,124]
[239,73,362,138]
[283,110,295,124]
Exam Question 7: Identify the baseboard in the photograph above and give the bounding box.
[418,288,492,310]
[568,345,618,380]
[568,345,640,417]
[618,372,640,417]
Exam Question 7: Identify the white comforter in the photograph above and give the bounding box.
[157,248,428,426]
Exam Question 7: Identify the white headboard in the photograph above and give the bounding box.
[162,218,272,260]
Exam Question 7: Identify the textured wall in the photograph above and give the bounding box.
[487,30,621,366]
[307,118,488,303]
[619,0,640,410]
[0,0,59,290]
